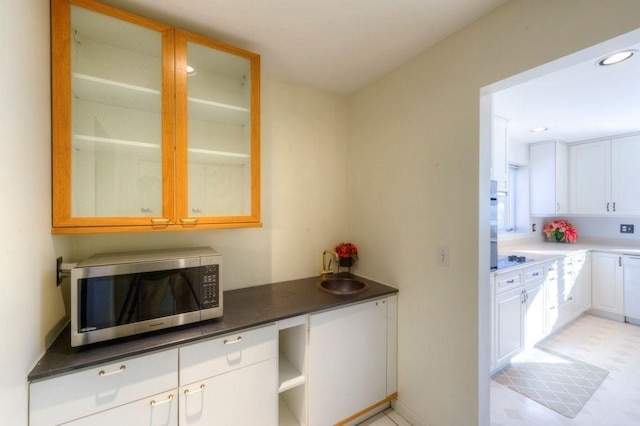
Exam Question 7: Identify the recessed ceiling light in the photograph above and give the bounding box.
[186,65,197,76]
[531,126,548,133]
[597,50,636,66]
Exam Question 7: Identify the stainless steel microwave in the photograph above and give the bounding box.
[70,247,222,347]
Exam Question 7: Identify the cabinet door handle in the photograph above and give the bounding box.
[184,384,205,396]
[607,202,610,212]
[613,202,616,212]
[620,256,622,267]
[180,218,198,226]
[151,218,169,227]
[556,203,560,213]
[150,394,174,407]
[223,336,243,345]
[98,365,126,377]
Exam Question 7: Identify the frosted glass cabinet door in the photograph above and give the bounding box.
[175,30,260,226]
[52,0,175,229]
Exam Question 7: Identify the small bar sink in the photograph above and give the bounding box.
[318,278,369,295]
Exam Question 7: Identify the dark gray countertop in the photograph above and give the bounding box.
[28,274,398,382]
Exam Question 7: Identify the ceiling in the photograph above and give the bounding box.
[493,42,640,146]
[99,0,509,95]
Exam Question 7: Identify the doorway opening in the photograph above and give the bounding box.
[479,26,640,424]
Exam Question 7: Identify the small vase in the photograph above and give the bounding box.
[555,233,565,243]
[339,257,354,267]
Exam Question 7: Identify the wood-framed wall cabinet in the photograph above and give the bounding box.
[51,0,261,234]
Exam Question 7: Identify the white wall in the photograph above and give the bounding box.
[0,1,70,424]
[347,0,640,424]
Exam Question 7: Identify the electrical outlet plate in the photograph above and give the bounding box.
[620,224,635,234]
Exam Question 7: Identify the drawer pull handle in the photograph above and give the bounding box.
[151,394,174,407]
[532,272,539,276]
[98,365,126,377]
[184,384,205,396]
[223,336,243,345]
[506,279,515,284]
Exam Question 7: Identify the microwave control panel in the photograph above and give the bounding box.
[201,264,219,308]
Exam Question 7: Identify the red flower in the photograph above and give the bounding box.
[335,242,358,259]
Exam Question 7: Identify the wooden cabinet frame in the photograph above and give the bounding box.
[51,0,260,234]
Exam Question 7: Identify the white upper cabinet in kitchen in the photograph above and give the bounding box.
[51,0,260,233]
[529,141,568,216]
[491,115,509,192]
[569,140,611,214]
[569,135,640,215]
[611,135,640,215]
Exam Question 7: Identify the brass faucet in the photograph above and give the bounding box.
[320,250,338,276]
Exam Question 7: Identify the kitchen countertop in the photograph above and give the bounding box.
[495,238,640,273]
[28,274,397,382]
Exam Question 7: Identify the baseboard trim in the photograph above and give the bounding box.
[336,393,398,426]
[392,398,428,426]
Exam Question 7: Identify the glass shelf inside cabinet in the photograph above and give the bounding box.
[72,73,161,112]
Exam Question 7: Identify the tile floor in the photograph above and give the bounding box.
[491,314,640,425]
[359,408,412,426]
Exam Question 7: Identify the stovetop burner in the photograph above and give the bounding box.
[496,254,535,270]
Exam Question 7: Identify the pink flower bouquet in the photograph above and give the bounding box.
[543,219,578,243]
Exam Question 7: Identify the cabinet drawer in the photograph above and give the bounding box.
[524,266,544,283]
[180,323,277,386]
[496,271,522,293]
[63,389,177,426]
[29,349,178,426]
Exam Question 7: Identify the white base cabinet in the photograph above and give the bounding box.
[179,324,279,426]
[29,349,178,426]
[591,251,624,318]
[30,296,398,426]
[64,390,177,426]
[494,286,524,367]
[179,358,277,426]
[308,296,396,426]
[492,264,546,371]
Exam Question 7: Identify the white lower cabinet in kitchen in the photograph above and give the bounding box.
[492,263,554,371]
[179,324,279,426]
[523,278,546,349]
[29,296,399,426]
[546,260,575,334]
[29,349,178,426]
[308,296,397,426]
[494,285,524,367]
[491,252,598,372]
[492,265,546,371]
[591,251,625,319]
